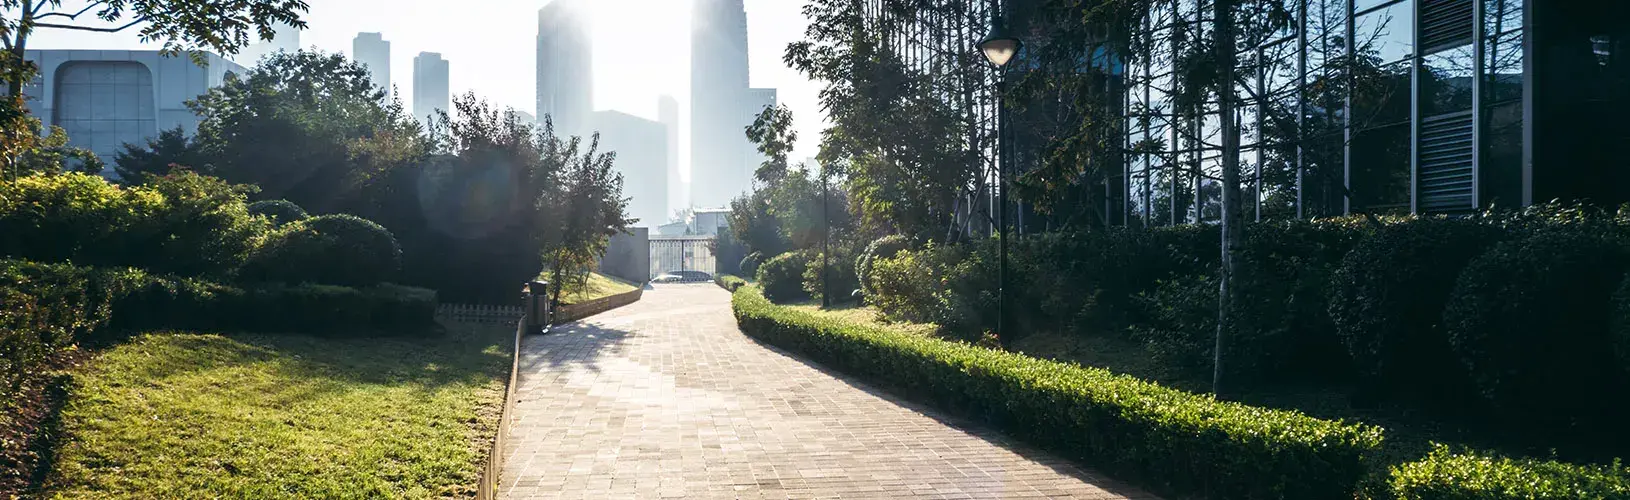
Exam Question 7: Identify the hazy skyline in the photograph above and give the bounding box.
[20,0,826,187]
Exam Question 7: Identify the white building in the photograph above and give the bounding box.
[658,95,683,216]
[591,110,667,229]
[352,32,391,94]
[691,208,730,236]
[22,50,246,177]
[412,52,449,127]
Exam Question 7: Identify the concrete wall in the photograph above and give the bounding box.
[598,227,650,283]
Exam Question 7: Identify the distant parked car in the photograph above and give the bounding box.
[652,270,713,283]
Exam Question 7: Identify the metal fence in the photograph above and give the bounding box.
[649,236,716,279]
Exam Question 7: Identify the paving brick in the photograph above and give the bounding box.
[500,284,1156,499]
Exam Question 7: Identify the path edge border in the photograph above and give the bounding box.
[553,285,646,324]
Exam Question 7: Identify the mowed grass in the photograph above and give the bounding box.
[557,272,639,305]
[43,323,513,499]
[784,301,939,337]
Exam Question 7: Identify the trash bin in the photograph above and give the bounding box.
[524,280,550,334]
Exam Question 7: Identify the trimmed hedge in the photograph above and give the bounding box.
[1445,230,1630,450]
[715,274,747,292]
[0,171,269,278]
[731,284,1384,499]
[1388,445,1630,500]
[801,248,858,304]
[739,252,763,280]
[247,199,309,225]
[855,235,910,298]
[242,214,403,287]
[756,250,812,303]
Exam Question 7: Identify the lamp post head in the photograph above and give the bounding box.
[978,18,1022,69]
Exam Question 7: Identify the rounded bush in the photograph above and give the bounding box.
[756,250,813,303]
[1445,230,1630,445]
[1328,216,1505,406]
[855,235,911,297]
[739,251,764,280]
[247,199,309,225]
[243,214,402,287]
[803,248,859,304]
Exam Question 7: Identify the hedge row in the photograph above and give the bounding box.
[1388,445,1630,500]
[714,274,747,292]
[731,284,1384,499]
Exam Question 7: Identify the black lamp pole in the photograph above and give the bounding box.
[979,1,1020,340]
[821,161,831,309]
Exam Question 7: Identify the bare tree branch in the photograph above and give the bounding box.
[34,18,146,33]
[35,3,104,21]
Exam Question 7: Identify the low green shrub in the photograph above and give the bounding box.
[1444,230,1630,452]
[855,235,910,298]
[756,250,813,303]
[715,274,747,292]
[243,214,402,287]
[1388,445,1630,500]
[1329,216,1506,407]
[731,285,1384,499]
[0,172,268,278]
[802,248,859,304]
[739,251,764,279]
[247,199,309,225]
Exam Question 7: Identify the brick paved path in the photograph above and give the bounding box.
[499,284,1155,499]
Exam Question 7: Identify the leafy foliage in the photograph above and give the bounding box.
[854,234,910,299]
[113,126,208,183]
[189,49,425,215]
[1388,445,1630,500]
[246,199,308,225]
[802,246,859,304]
[0,171,268,277]
[731,284,1385,500]
[756,250,813,303]
[241,214,401,287]
[1444,230,1630,452]
[738,251,764,280]
[1328,216,1506,407]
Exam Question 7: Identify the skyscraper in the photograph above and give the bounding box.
[744,87,777,177]
[658,95,683,217]
[591,110,668,229]
[236,21,300,66]
[690,0,750,209]
[412,52,449,126]
[537,0,593,138]
[352,32,391,94]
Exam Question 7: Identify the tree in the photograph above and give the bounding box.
[113,125,207,183]
[542,131,631,306]
[188,49,423,214]
[1,113,100,179]
[746,103,797,185]
[0,0,307,99]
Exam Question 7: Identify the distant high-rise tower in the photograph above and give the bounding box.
[236,21,300,66]
[592,110,668,229]
[690,0,750,210]
[537,0,593,138]
[658,95,683,217]
[352,32,391,94]
[412,52,449,126]
[743,88,777,177]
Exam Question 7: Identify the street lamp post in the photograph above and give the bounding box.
[979,3,1021,340]
[821,161,831,309]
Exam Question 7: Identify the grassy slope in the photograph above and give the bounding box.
[551,272,639,305]
[44,323,511,499]
[783,301,939,337]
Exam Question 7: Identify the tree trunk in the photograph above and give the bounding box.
[8,2,34,100]
[1212,0,1241,397]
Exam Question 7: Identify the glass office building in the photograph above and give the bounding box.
[862,0,1629,227]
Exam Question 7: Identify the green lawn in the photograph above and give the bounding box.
[43,323,512,499]
[555,272,639,305]
[785,301,939,337]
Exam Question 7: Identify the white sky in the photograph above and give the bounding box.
[22,0,828,183]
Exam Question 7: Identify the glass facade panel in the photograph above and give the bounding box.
[1355,0,1414,64]
[1421,44,1475,116]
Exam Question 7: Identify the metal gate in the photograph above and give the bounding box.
[649,236,716,279]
